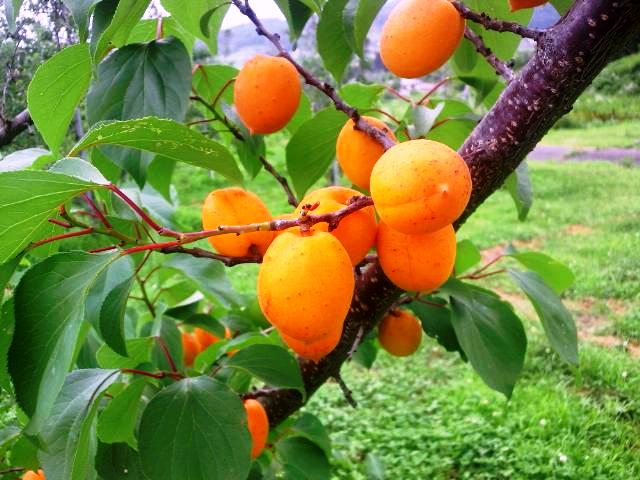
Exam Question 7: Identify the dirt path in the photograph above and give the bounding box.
[529,145,640,164]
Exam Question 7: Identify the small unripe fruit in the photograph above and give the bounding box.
[281,326,342,363]
[234,54,302,134]
[380,0,465,78]
[378,310,423,356]
[243,399,269,458]
[336,116,397,191]
[508,0,547,12]
[296,186,377,265]
[377,221,456,292]
[370,139,471,234]
[258,230,354,341]
[181,332,201,367]
[202,187,274,257]
[22,470,45,480]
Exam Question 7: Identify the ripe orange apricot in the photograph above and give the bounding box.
[234,54,302,134]
[370,139,471,234]
[243,399,269,458]
[181,332,201,367]
[377,221,456,292]
[380,0,465,78]
[378,310,423,356]
[281,326,342,363]
[336,116,397,191]
[258,230,355,341]
[296,186,377,265]
[193,327,221,350]
[508,0,547,12]
[22,470,45,480]
[202,187,274,257]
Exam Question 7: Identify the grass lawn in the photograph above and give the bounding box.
[172,147,640,478]
[541,121,640,149]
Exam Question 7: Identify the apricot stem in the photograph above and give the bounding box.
[451,1,544,40]
[464,27,514,82]
[30,227,94,248]
[333,372,357,408]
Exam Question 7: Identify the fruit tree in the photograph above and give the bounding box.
[0,0,638,478]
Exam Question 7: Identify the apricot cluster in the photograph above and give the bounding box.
[181,327,230,367]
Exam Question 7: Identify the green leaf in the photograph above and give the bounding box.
[443,279,527,398]
[277,436,331,480]
[317,0,352,82]
[551,0,573,14]
[290,413,331,457]
[26,43,92,154]
[425,99,477,150]
[0,299,16,393]
[49,157,109,184]
[504,161,533,221]
[86,256,135,355]
[408,102,445,138]
[194,332,281,372]
[9,435,40,471]
[97,379,146,448]
[0,425,20,452]
[339,82,384,110]
[147,156,177,201]
[351,337,378,369]
[86,37,192,185]
[150,316,184,372]
[287,108,348,197]
[192,64,238,115]
[346,0,385,58]
[94,0,152,61]
[138,377,251,480]
[70,117,242,185]
[62,0,103,42]
[410,298,463,356]
[95,442,145,480]
[508,269,578,365]
[0,148,52,172]
[3,0,24,31]
[96,337,154,369]
[161,0,230,54]
[363,452,385,480]
[455,239,481,274]
[226,344,304,393]
[126,17,197,54]
[0,170,103,264]
[0,253,21,306]
[508,251,574,294]
[274,0,315,43]
[39,368,120,480]
[8,252,117,432]
[164,253,239,308]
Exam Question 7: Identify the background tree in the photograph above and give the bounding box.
[0,0,638,479]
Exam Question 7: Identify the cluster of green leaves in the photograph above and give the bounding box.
[0,0,582,479]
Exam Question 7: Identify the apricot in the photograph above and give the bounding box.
[258,230,354,341]
[281,326,342,363]
[508,0,547,12]
[380,0,465,78]
[243,399,269,458]
[370,139,471,234]
[296,186,377,265]
[193,327,221,350]
[181,332,201,367]
[22,470,45,480]
[378,309,423,356]
[234,54,301,134]
[202,187,274,257]
[377,221,456,292]
[336,116,397,191]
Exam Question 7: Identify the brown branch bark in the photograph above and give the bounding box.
[243,0,640,427]
[0,109,31,147]
[452,1,543,40]
[464,27,514,82]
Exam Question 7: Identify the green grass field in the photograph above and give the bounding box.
[171,131,640,478]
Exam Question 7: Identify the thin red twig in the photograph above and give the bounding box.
[31,227,94,248]
[83,192,112,229]
[155,336,180,376]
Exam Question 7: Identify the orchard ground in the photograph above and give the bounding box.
[172,121,640,479]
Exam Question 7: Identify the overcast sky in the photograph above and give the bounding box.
[222,1,285,29]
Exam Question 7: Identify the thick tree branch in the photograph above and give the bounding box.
[464,27,514,82]
[0,109,31,147]
[245,0,640,427]
[230,0,396,150]
[452,1,543,40]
